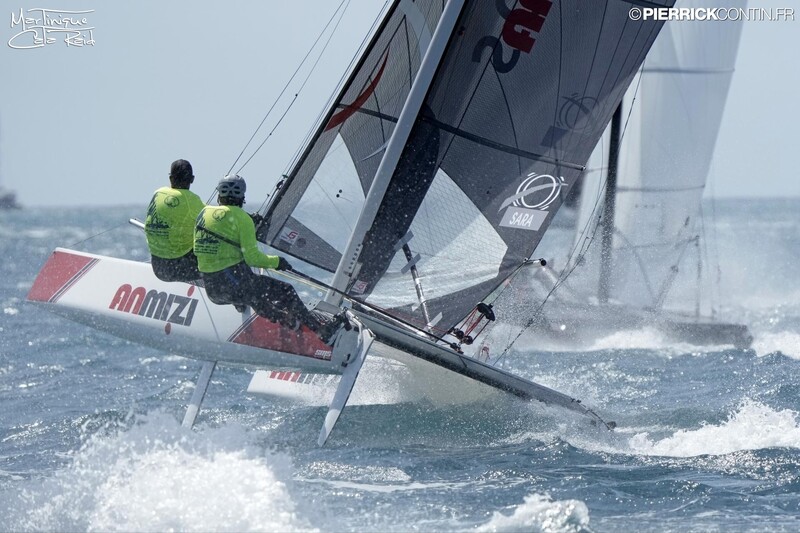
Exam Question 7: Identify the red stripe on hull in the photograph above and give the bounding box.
[27,251,97,303]
[229,316,332,360]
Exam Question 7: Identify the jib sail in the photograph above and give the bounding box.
[260,0,446,272]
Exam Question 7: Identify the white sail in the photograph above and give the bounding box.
[610,0,746,308]
[572,0,745,310]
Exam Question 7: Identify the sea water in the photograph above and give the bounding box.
[1,199,799,532]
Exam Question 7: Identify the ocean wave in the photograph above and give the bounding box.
[587,327,736,354]
[476,493,591,533]
[627,400,800,457]
[0,411,315,532]
[752,331,800,359]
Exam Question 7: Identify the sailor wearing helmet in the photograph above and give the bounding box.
[194,175,343,343]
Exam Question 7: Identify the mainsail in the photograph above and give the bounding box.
[578,0,746,309]
[264,0,673,334]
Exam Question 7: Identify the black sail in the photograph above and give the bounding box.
[349,0,673,332]
[264,0,674,334]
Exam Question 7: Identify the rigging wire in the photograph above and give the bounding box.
[280,0,391,179]
[250,0,388,214]
[250,0,391,219]
[235,0,353,175]
[227,0,349,176]
[493,68,647,364]
[68,221,132,249]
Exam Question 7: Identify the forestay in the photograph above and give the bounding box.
[264,0,673,333]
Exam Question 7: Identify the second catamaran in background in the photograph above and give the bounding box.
[514,0,752,349]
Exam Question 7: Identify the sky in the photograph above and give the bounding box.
[0,0,798,208]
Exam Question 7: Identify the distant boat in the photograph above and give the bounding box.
[0,116,20,210]
[527,0,751,349]
[0,187,20,209]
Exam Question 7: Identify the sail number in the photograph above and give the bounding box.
[472,0,553,73]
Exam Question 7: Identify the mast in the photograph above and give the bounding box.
[695,236,702,318]
[598,103,622,304]
[324,0,466,306]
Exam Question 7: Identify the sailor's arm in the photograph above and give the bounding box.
[239,212,280,270]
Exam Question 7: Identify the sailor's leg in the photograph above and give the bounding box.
[243,276,292,324]
[246,274,316,329]
[173,251,201,283]
[270,278,316,325]
[182,360,217,428]
[151,253,201,283]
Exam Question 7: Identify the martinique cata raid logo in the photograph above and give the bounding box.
[498,172,567,231]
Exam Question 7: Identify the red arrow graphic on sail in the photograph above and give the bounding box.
[324,50,390,131]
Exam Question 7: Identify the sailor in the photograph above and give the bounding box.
[194,174,342,343]
[145,159,205,282]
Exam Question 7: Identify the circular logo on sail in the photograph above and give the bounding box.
[499,172,567,232]
[512,173,565,210]
[558,93,598,132]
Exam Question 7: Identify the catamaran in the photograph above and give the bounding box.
[27,0,674,444]
[516,0,752,349]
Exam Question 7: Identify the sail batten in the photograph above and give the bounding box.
[420,116,586,170]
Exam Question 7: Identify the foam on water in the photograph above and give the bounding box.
[752,331,800,359]
[1,412,314,532]
[626,400,800,457]
[587,326,667,351]
[476,493,591,533]
[587,327,728,354]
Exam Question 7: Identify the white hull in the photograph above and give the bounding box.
[28,248,613,429]
[28,248,339,373]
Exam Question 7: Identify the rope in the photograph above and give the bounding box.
[227,0,349,175]
[68,221,130,249]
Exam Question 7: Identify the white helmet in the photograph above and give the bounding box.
[217,174,246,200]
